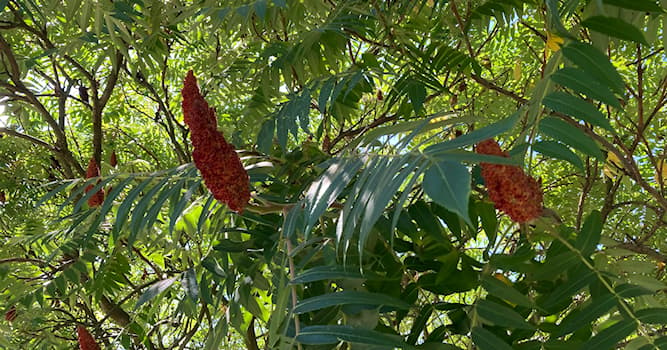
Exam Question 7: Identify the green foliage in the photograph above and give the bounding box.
[1,0,667,349]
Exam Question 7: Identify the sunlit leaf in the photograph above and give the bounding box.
[135,277,178,309]
[542,92,613,131]
[539,117,604,160]
[581,16,648,45]
[423,160,472,227]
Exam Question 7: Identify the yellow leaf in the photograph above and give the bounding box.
[607,151,623,168]
[494,273,512,286]
[656,159,667,183]
[546,32,564,52]
[513,59,522,81]
[604,151,624,179]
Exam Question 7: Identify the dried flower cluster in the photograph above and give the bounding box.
[76,325,101,350]
[181,70,250,213]
[85,158,105,208]
[476,139,543,223]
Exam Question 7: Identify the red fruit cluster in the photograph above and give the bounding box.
[85,158,105,208]
[76,325,101,350]
[181,70,250,213]
[476,139,543,223]
[4,306,16,322]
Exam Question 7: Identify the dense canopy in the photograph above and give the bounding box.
[1,0,667,349]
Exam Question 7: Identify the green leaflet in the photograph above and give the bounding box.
[580,319,636,349]
[539,117,605,160]
[424,113,519,156]
[561,42,625,96]
[581,16,648,45]
[423,160,472,227]
[636,308,667,324]
[471,327,513,350]
[533,140,584,171]
[550,68,622,109]
[135,276,178,309]
[182,268,199,303]
[542,92,613,131]
[297,325,413,348]
[575,210,602,257]
[480,275,532,308]
[602,0,663,12]
[476,299,535,330]
[553,293,617,337]
[290,265,383,284]
[294,291,411,314]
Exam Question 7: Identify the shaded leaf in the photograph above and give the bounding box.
[615,284,655,298]
[540,267,595,312]
[553,293,617,337]
[480,274,532,307]
[476,299,535,330]
[602,0,663,12]
[636,308,667,324]
[471,326,513,350]
[580,319,636,349]
[294,291,410,314]
[291,265,383,284]
[533,251,580,280]
[408,305,434,345]
[406,79,427,114]
[297,325,413,348]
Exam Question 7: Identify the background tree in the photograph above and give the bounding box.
[1,0,667,349]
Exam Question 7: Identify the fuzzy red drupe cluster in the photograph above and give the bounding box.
[76,325,101,350]
[84,157,105,208]
[476,139,543,223]
[181,70,250,213]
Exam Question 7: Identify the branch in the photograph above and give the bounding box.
[0,257,50,267]
[614,242,667,263]
[0,127,56,150]
[0,33,83,176]
[470,74,528,104]
[330,113,399,152]
[91,50,123,164]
